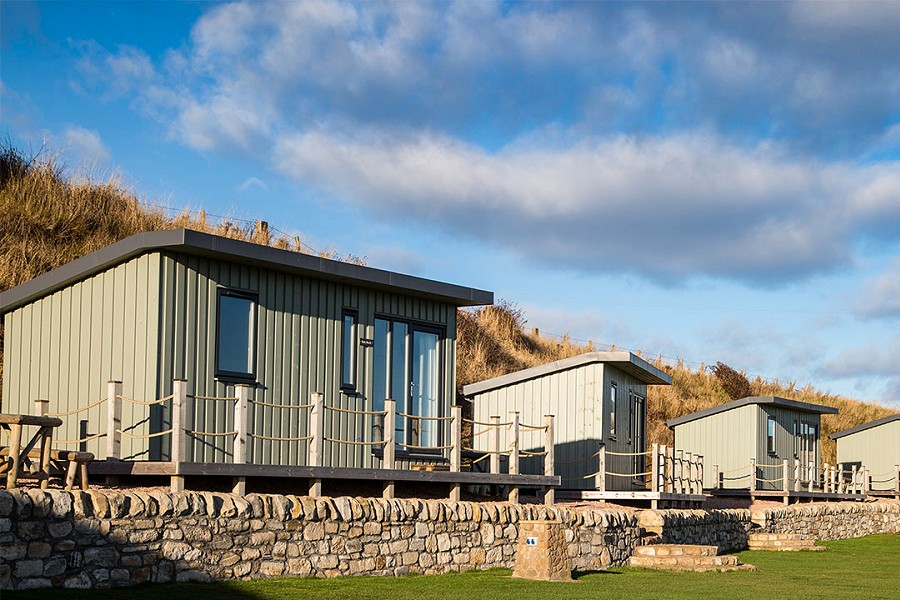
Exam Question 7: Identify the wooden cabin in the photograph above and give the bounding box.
[830,414,900,496]
[0,229,559,498]
[462,352,698,506]
[667,396,837,491]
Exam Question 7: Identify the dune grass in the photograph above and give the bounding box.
[8,534,899,600]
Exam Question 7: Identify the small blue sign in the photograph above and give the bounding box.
[526,536,538,546]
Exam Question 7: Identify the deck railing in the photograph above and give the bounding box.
[709,459,894,494]
[36,381,557,502]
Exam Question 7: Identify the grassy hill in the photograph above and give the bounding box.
[2,142,895,464]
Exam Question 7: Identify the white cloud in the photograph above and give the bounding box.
[856,260,900,319]
[820,334,900,378]
[61,126,110,164]
[237,177,269,193]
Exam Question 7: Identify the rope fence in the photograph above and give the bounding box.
[46,398,106,417]
[118,393,174,406]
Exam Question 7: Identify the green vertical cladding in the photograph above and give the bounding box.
[469,362,650,492]
[0,253,161,460]
[836,420,900,479]
[157,252,457,469]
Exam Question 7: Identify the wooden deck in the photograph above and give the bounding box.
[556,489,707,509]
[708,488,868,505]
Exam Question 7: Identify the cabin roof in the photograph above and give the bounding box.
[461,351,672,396]
[0,229,494,314]
[665,395,838,429]
[829,413,900,440]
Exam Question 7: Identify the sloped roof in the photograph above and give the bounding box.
[666,395,838,429]
[829,413,900,440]
[0,229,493,313]
[462,351,672,396]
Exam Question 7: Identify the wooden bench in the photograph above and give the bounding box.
[0,447,93,490]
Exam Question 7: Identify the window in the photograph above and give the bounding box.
[609,382,617,439]
[341,310,358,391]
[372,316,443,451]
[215,289,257,381]
[767,416,776,455]
[792,420,799,458]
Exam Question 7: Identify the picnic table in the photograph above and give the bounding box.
[0,413,63,489]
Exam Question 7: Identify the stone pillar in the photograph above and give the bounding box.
[512,520,571,582]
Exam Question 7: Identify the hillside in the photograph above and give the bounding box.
[2,142,896,464]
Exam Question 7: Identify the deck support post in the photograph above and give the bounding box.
[232,385,249,495]
[894,465,899,495]
[650,443,660,494]
[666,446,674,493]
[675,450,685,494]
[170,379,187,493]
[794,461,801,492]
[823,462,830,493]
[596,442,606,493]
[713,464,720,489]
[808,463,814,493]
[508,412,519,504]
[105,381,123,486]
[33,399,53,490]
[489,416,501,475]
[449,404,462,502]
[543,414,555,506]
[685,452,695,494]
[851,464,858,494]
[5,423,22,489]
[782,459,789,493]
[749,458,757,493]
[383,399,396,500]
[697,455,704,493]
[864,468,871,494]
[308,392,325,498]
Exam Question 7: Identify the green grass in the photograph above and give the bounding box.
[9,534,900,600]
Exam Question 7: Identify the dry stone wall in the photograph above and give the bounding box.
[751,501,900,540]
[0,489,639,590]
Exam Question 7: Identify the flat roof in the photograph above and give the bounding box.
[829,413,900,440]
[462,351,672,396]
[0,229,494,313]
[666,395,839,428]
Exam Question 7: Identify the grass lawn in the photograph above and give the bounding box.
[10,534,899,600]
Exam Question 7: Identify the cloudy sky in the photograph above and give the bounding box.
[3,1,899,405]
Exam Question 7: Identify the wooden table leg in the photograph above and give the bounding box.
[79,462,90,490]
[40,427,54,490]
[6,424,22,489]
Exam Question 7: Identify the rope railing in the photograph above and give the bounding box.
[323,437,389,447]
[55,431,107,445]
[555,449,602,465]
[118,393,175,406]
[520,449,548,457]
[605,449,650,457]
[247,433,313,442]
[250,400,314,410]
[607,470,652,477]
[396,442,454,451]
[117,428,174,440]
[518,422,548,431]
[560,470,602,482]
[325,405,386,417]
[396,412,453,421]
[756,462,784,468]
[756,476,785,483]
[46,397,107,417]
[720,473,752,481]
[463,418,513,428]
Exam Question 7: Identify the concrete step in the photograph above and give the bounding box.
[633,544,719,557]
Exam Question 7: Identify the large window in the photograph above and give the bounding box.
[767,416,776,455]
[341,310,358,391]
[609,382,618,439]
[372,316,443,451]
[215,289,257,381]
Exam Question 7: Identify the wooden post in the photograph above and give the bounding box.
[676,450,685,494]
[449,404,462,502]
[666,446,674,493]
[543,414,555,506]
[650,443,660,493]
[33,399,53,490]
[489,416,500,475]
[5,423,22,489]
[308,392,325,497]
[697,455,704,492]
[383,399,396,500]
[864,468,871,494]
[794,460,801,492]
[232,385,249,495]
[895,465,900,495]
[659,444,668,491]
[508,412,519,504]
[749,458,757,493]
[34,399,49,416]
[170,379,187,493]
[106,381,123,461]
[597,442,606,493]
[713,464,720,489]
[782,459,789,493]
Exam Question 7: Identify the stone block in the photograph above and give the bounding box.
[512,520,571,582]
[13,559,44,578]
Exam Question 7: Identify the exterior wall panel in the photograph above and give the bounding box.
[836,421,900,483]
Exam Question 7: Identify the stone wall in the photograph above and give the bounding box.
[0,489,640,590]
[3,490,898,591]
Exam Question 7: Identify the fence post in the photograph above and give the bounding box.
[106,381,123,461]
[34,399,49,416]
[232,385,249,495]
[170,379,187,493]
[749,458,757,493]
[864,468,871,494]
[383,399,396,500]
[674,450,684,494]
[543,415,555,506]
[508,412,520,504]
[308,392,325,498]
[489,416,501,475]
[32,399,53,490]
[794,461,801,492]
[659,444,668,491]
[895,465,900,495]
[650,443,660,493]
[808,462,814,493]
[666,446,675,493]
[597,442,607,493]
[449,404,462,502]
[782,459,789,493]
[697,455,704,493]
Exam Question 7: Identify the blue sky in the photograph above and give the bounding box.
[2,1,899,405]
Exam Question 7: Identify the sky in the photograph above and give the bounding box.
[2,1,899,406]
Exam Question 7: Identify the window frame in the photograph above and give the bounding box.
[214,288,258,383]
[767,415,777,455]
[340,309,359,392]
[609,382,618,440]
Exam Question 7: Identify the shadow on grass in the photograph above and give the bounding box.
[572,569,622,579]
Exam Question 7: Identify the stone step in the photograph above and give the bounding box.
[747,540,825,552]
[628,554,755,572]
[748,533,808,542]
[633,544,719,557]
